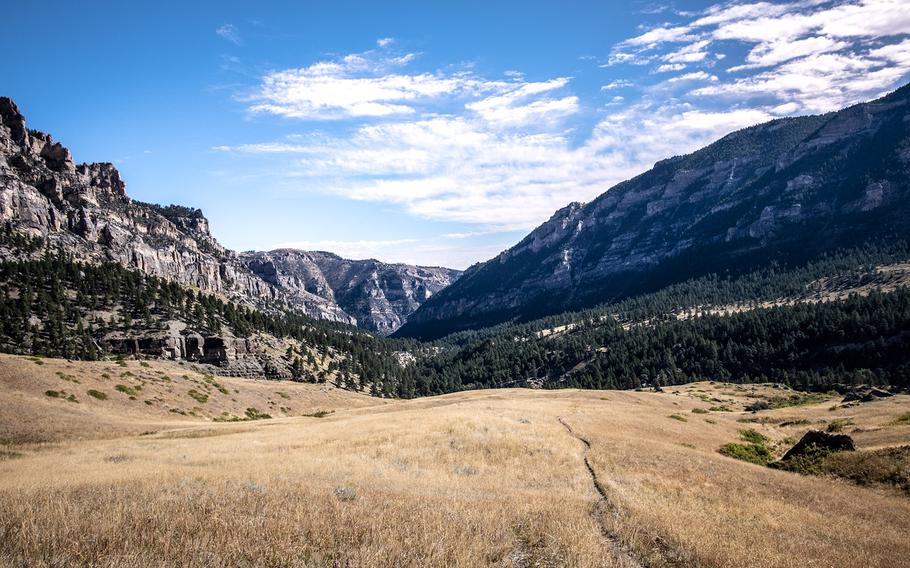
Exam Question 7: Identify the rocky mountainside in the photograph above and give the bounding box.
[0,97,455,332]
[396,83,910,339]
[243,250,460,334]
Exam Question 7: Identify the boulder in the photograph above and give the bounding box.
[842,387,894,403]
[781,431,855,462]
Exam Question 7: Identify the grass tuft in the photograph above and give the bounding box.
[188,390,209,404]
[87,390,108,401]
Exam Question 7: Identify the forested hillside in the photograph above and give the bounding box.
[2,225,909,395]
[0,246,422,397]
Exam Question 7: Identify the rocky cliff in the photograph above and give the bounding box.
[243,249,460,333]
[396,83,910,339]
[0,97,456,332]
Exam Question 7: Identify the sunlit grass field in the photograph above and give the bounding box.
[1,354,908,567]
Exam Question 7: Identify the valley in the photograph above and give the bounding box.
[3,18,910,566]
[1,355,908,567]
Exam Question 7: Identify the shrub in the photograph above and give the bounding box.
[771,443,836,475]
[718,443,773,465]
[823,446,910,493]
[87,389,108,400]
[668,414,688,422]
[245,408,271,420]
[115,384,140,397]
[826,418,855,433]
[45,390,61,398]
[692,408,709,414]
[894,412,910,425]
[188,389,209,404]
[304,410,332,418]
[739,429,769,444]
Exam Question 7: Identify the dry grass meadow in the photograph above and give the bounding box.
[1,354,909,567]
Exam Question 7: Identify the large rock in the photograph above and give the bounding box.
[781,431,856,462]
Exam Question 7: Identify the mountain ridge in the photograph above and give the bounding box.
[0,96,457,333]
[395,83,910,339]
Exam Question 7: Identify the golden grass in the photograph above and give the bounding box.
[1,357,909,567]
[0,353,381,444]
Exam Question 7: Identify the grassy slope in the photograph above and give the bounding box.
[0,353,382,445]
[0,355,909,567]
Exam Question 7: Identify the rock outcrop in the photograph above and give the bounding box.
[780,431,856,461]
[396,83,910,339]
[0,96,457,332]
[243,249,460,333]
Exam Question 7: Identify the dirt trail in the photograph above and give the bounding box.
[558,417,644,568]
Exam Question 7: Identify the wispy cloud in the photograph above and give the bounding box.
[245,49,504,119]
[220,3,910,255]
[216,23,242,45]
[611,0,910,113]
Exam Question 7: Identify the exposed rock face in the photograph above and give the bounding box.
[0,97,287,312]
[780,431,856,461]
[0,96,458,331]
[397,83,910,339]
[243,249,461,333]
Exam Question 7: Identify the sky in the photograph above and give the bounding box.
[4,1,910,269]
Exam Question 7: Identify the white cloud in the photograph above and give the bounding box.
[216,24,241,45]
[377,37,395,47]
[662,39,712,63]
[219,6,910,267]
[601,79,633,90]
[666,71,718,82]
[614,0,910,115]
[246,49,522,120]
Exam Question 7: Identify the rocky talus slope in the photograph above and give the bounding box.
[397,83,910,339]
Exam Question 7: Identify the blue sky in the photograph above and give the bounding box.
[4,1,910,268]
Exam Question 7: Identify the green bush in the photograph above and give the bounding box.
[718,443,773,465]
[304,410,332,418]
[245,408,272,420]
[115,384,140,397]
[87,389,108,400]
[739,429,769,444]
[188,389,208,404]
[771,443,835,475]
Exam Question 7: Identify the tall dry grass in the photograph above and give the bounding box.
[2,356,910,567]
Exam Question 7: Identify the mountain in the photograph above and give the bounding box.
[396,84,910,339]
[0,97,455,332]
[242,249,459,334]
